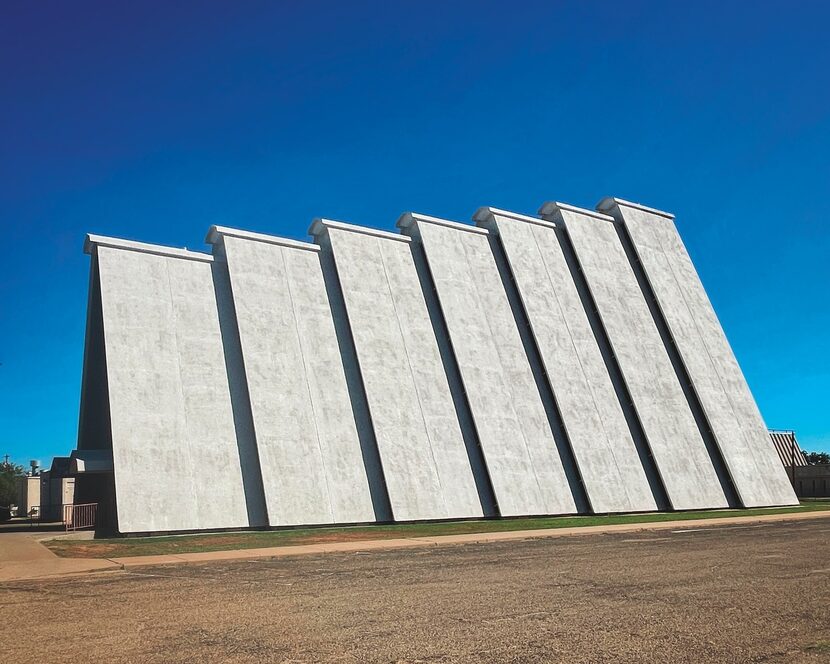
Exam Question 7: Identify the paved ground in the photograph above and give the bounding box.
[4,509,828,582]
[1,520,828,662]
[0,530,116,581]
[0,531,58,562]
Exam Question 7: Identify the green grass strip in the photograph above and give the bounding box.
[45,500,830,559]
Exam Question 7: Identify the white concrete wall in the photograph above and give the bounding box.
[598,198,798,507]
[475,208,657,514]
[399,213,577,517]
[545,205,729,511]
[79,195,787,531]
[311,220,483,521]
[93,239,251,533]
[210,228,378,526]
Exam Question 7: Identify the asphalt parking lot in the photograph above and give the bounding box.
[2,519,828,663]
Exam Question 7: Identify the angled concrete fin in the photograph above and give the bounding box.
[311,219,485,521]
[207,226,377,526]
[541,204,729,511]
[86,235,253,533]
[597,198,797,507]
[474,207,658,514]
[399,213,578,517]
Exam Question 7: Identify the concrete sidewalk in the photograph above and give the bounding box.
[0,532,117,582]
[0,532,59,562]
[2,509,829,583]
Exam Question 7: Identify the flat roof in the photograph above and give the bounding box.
[596,197,675,220]
[397,211,489,235]
[84,234,214,262]
[538,201,615,223]
[309,218,411,243]
[206,225,320,252]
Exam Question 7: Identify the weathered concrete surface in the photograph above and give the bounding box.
[310,220,483,521]
[475,207,657,514]
[90,237,251,533]
[541,205,728,511]
[598,199,798,508]
[399,213,577,517]
[208,227,377,526]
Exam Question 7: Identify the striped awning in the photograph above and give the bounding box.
[769,430,807,467]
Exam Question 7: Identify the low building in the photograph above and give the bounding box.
[770,430,808,469]
[15,457,77,520]
[769,430,830,498]
[39,457,76,521]
[16,474,41,517]
[794,464,830,498]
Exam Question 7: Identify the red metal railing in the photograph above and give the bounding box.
[64,503,98,532]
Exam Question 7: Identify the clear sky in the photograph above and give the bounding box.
[1,1,828,466]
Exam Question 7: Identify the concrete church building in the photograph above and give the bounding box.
[74,198,797,535]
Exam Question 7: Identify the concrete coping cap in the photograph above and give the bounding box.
[397,211,489,235]
[473,206,558,230]
[538,201,616,223]
[309,218,411,243]
[84,234,214,262]
[596,197,675,220]
[206,225,320,252]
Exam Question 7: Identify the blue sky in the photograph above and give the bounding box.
[1,0,828,466]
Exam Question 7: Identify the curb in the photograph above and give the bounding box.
[110,509,830,568]
[4,509,829,582]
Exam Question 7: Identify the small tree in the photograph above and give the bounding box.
[805,451,830,465]
[0,460,25,507]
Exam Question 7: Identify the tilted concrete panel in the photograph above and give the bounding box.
[310,219,483,521]
[207,227,377,526]
[541,205,729,511]
[597,199,798,507]
[398,213,578,517]
[88,236,251,533]
[474,208,657,514]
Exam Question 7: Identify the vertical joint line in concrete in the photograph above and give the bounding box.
[317,241,393,523]
[611,219,739,508]
[454,232,547,507]
[488,230,589,514]
[163,258,201,527]
[406,233,498,518]
[376,238,449,518]
[280,248,336,523]
[529,225,631,512]
[555,225,672,512]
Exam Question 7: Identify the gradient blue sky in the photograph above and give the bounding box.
[1,1,828,466]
